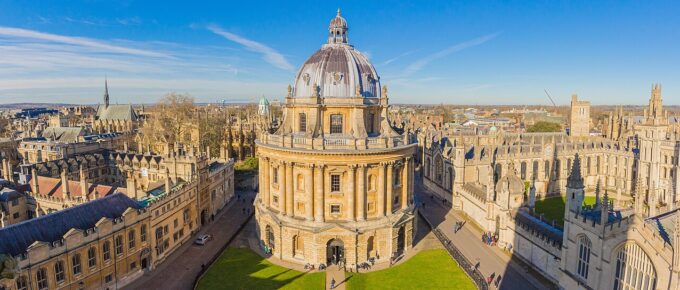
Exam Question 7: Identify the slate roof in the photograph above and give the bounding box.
[515,210,564,244]
[0,187,21,202]
[42,127,85,142]
[96,104,138,121]
[0,193,141,256]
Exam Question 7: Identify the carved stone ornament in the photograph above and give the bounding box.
[303,73,311,85]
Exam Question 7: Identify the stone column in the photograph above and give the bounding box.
[402,158,410,210]
[357,164,366,221]
[347,165,356,221]
[285,162,294,216]
[262,157,270,206]
[305,164,314,221]
[268,160,275,208]
[314,164,325,222]
[377,162,386,217]
[386,163,394,214]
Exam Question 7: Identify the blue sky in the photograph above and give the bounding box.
[0,0,679,105]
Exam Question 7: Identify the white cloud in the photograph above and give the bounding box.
[207,25,294,71]
[0,26,171,58]
[380,50,415,66]
[403,33,499,76]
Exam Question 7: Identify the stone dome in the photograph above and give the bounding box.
[292,9,381,99]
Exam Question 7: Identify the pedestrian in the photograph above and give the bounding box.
[495,275,502,287]
[330,278,336,289]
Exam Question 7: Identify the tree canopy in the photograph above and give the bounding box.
[527,121,562,133]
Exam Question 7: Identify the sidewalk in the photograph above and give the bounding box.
[123,190,256,290]
[416,181,556,290]
[326,266,346,290]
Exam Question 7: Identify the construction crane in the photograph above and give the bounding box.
[543,89,558,108]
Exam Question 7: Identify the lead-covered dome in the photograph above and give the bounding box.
[292,9,381,99]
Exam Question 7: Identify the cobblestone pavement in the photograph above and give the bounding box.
[122,190,256,290]
[416,181,557,290]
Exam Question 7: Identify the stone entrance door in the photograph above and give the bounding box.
[326,239,344,265]
[397,226,405,255]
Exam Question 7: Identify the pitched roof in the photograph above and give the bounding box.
[96,104,138,121]
[0,193,141,256]
[42,127,85,142]
[32,176,126,199]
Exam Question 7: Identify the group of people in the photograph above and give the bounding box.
[481,232,498,246]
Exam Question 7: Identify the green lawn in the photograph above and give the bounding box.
[344,249,476,290]
[196,247,325,290]
[534,196,606,226]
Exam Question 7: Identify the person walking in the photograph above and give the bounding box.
[330,278,336,289]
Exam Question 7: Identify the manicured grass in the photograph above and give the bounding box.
[534,196,606,226]
[345,249,476,290]
[196,247,324,290]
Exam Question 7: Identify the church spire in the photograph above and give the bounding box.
[644,83,667,125]
[104,77,110,108]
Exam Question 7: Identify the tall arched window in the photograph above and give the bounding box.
[16,275,28,290]
[367,236,375,260]
[613,243,657,290]
[576,235,591,279]
[447,168,453,190]
[72,253,82,275]
[54,260,65,283]
[532,161,539,180]
[520,162,527,180]
[435,157,443,183]
[544,161,550,179]
[36,268,48,290]
[425,158,430,178]
[87,246,97,268]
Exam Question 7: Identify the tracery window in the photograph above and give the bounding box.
[577,235,591,279]
[435,157,443,183]
[613,243,656,290]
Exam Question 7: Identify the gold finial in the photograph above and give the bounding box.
[337,8,341,16]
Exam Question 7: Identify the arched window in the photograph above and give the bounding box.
[103,241,111,261]
[16,275,28,290]
[532,161,539,180]
[613,243,657,290]
[54,260,65,283]
[72,253,82,275]
[577,235,591,279]
[394,167,401,186]
[544,161,550,179]
[555,160,561,179]
[115,235,124,255]
[587,157,592,175]
[266,225,275,250]
[447,168,453,190]
[128,230,136,249]
[299,113,307,132]
[520,162,527,180]
[87,246,97,268]
[435,157,443,183]
[330,114,343,134]
[36,268,48,290]
[273,167,279,184]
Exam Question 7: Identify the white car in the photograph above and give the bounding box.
[195,234,212,245]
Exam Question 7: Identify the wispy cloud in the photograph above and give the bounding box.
[403,33,500,75]
[207,24,294,71]
[0,26,171,58]
[380,50,416,66]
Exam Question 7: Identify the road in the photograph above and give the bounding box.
[123,189,256,290]
[416,181,556,290]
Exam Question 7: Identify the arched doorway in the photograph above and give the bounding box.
[397,226,405,255]
[326,239,344,265]
[266,225,275,250]
[201,209,208,226]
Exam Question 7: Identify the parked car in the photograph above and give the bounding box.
[195,234,212,245]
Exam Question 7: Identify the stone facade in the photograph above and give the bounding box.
[569,94,591,137]
[254,10,417,270]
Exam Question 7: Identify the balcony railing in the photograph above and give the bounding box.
[258,133,413,151]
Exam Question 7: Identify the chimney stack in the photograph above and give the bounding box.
[30,167,39,194]
[61,168,70,198]
[80,164,89,200]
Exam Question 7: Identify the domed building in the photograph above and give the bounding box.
[255,10,417,269]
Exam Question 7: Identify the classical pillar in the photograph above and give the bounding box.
[347,165,356,221]
[386,163,394,214]
[357,164,366,221]
[285,162,294,216]
[314,164,325,222]
[402,158,410,210]
[305,164,314,221]
[268,160,275,207]
[377,162,386,217]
